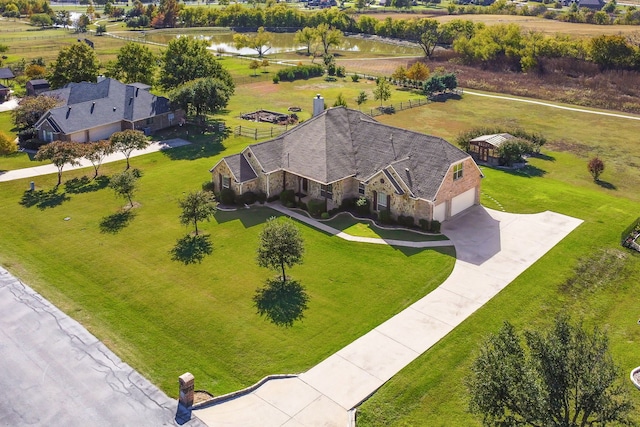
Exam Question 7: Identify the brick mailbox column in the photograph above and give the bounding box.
[178,372,195,408]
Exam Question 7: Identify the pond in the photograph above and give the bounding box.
[144,31,423,56]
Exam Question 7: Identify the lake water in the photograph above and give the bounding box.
[144,31,422,56]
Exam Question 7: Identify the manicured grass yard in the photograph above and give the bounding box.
[0,141,455,396]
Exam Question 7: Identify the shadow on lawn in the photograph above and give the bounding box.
[596,180,617,190]
[99,211,136,234]
[169,234,213,265]
[215,207,276,228]
[254,278,309,328]
[64,176,109,194]
[20,188,70,210]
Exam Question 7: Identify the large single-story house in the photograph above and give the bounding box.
[468,133,514,166]
[34,78,184,143]
[210,106,483,223]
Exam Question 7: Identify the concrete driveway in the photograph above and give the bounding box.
[0,267,206,427]
[194,206,583,427]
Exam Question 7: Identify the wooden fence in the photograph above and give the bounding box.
[234,125,288,140]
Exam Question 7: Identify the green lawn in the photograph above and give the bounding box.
[323,212,449,242]
[0,140,455,397]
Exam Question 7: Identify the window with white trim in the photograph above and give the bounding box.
[377,191,387,211]
[222,176,231,189]
[453,163,463,180]
[358,182,365,195]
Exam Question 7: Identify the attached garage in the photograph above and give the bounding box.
[451,187,476,217]
[433,202,446,222]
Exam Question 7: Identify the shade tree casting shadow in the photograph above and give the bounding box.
[169,234,213,265]
[20,188,70,210]
[64,176,110,194]
[99,210,136,234]
[253,278,309,327]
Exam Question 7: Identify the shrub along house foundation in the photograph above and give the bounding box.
[210,101,483,224]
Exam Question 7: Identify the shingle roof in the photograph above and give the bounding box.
[225,153,257,183]
[37,78,172,135]
[0,68,15,79]
[470,133,514,148]
[231,107,471,201]
[28,79,50,89]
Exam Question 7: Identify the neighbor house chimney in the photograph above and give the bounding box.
[313,94,324,117]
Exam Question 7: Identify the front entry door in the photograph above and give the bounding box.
[480,148,489,162]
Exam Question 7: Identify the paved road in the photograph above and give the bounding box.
[0,267,206,427]
[194,206,583,426]
[0,138,190,182]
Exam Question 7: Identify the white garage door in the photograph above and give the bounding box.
[433,202,446,222]
[451,187,476,217]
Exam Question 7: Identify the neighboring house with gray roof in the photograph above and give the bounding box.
[34,78,184,143]
[26,79,51,96]
[210,107,483,223]
[469,133,515,166]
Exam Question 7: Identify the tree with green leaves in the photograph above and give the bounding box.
[109,170,139,208]
[254,217,308,327]
[82,140,114,178]
[249,59,260,76]
[355,91,368,110]
[333,93,347,108]
[169,77,234,124]
[48,43,99,89]
[294,27,317,55]
[12,95,61,130]
[0,132,16,156]
[257,217,304,282]
[105,43,157,86]
[109,129,149,170]
[74,13,91,32]
[233,27,273,58]
[34,141,83,186]
[30,13,53,28]
[406,62,430,81]
[468,315,634,427]
[373,78,391,106]
[160,37,234,90]
[413,18,441,59]
[96,24,107,35]
[315,23,344,56]
[178,190,218,235]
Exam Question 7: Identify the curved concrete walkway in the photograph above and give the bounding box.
[0,138,190,182]
[194,206,582,427]
[267,203,453,248]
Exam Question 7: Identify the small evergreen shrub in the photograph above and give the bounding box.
[201,181,215,192]
[351,74,360,82]
[378,210,392,224]
[419,219,429,231]
[430,220,441,233]
[308,198,326,217]
[272,75,280,84]
[267,194,280,203]
[219,188,236,205]
[257,191,267,204]
[297,200,307,211]
[321,212,330,219]
[242,191,257,205]
[280,189,296,205]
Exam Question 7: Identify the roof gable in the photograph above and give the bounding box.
[38,78,173,135]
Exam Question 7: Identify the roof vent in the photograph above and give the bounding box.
[90,102,95,114]
[113,107,116,111]
[66,106,71,119]
[135,87,139,97]
[129,97,133,105]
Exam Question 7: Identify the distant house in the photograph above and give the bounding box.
[34,78,184,143]
[468,133,515,166]
[210,105,483,223]
[562,0,604,8]
[0,84,9,103]
[26,79,51,96]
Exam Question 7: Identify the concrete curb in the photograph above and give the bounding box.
[192,374,300,410]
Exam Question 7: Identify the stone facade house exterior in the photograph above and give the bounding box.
[34,78,184,143]
[210,107,483,223]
